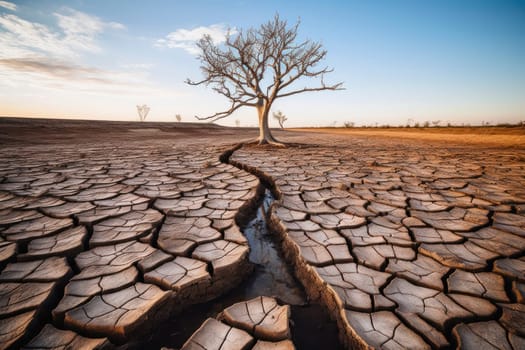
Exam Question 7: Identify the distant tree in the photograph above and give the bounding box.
[187,14,343,145]
[235,119,240,127]
[175,114,182,122]
[273,110,288,129]
[423,121,430,128]
[432,120,440,127]
[136,105,150,122]
[343,121,354,128]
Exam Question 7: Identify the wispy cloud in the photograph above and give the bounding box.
[54,8,126,53]
[0,1,16,11]
[0,14,69,58]
[0,58,109,83]
[0,8,125,59]
[0,57,173,97]
[0,7,143,94]
[156,24,235,55]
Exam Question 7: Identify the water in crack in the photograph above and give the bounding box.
[144,190,341,349]
[239,190,306,305]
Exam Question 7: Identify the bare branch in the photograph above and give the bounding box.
[195,100,256,122]
[276,82,344,99]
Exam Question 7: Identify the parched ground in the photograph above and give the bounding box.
[292,126,525,147]
[0,118,524,349]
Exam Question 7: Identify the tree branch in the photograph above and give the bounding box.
[276,82,344,99]
[195,101,256,122]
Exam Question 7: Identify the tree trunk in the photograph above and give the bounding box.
[256,100,278,144]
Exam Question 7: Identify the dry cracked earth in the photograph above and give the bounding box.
[0,119,524,350]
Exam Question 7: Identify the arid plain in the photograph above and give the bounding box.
[0,117,524,350]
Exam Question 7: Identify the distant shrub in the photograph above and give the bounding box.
[273,110,288,128]
[136,104,150,122]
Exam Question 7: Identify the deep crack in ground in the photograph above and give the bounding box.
[146,141,343,348]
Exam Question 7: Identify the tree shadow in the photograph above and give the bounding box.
[242,140,322,150]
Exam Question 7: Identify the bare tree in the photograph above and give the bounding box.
[273,110,287,129]
[136,105,150,122]
[175,114,182,122]
[432,120,441,127]
[235,119,240,127]
[187,14,343,145]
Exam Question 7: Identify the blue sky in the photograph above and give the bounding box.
[0,0,524,127]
